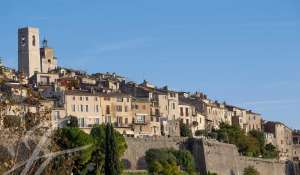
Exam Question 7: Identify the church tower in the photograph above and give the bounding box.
[40,39,58,73]
[18,27,41,77]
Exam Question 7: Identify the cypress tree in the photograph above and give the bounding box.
[104,123,120,175]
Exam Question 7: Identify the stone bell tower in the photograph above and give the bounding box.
[18,27,41,77]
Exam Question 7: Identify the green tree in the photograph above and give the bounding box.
[248,130,265,155]
[145,148,196,175]
[263,143,278,159]
[53,127,94,175]
[89,124,106,175]
[243,166,259,175]
[65,115,79,128]
[180,122,192,137]
[105,123,121,175]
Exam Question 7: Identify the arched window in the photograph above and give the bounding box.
[32,35,36,46]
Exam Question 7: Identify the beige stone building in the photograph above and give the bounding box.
[245,111,262,132]
[292,144,300,161]
[155,90,180,137]
[264,121,293,160]
[64,90,102,133]
[99,93,133,135]
[178,102,206,136]
[227,105,248,129]
[132,98,160,137]
[202,100,231,129]
[31,73,59,86]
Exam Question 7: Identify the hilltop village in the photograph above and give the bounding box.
[0,26,299,164]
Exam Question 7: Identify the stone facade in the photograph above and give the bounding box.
[18,27,41,77]
[40,40,58,73]
[264,121,293,161]
[64,91,102,133]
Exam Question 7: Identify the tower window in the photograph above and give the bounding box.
[48,59,51,63]
[21,36,26,47]
[32,35,36,46]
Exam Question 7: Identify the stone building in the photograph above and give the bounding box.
[18,27,41,77]
[132,98,160,137]
[40,39,58,73]
[264,121,293,161]
[202,100,230,129]
[64,90,102,133]
[178,101,205,136]
[227,105,248,130]
[31,72,59,86]
[99,93,133,135]
[245,111,262,132]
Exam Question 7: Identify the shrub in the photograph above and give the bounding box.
[243,166,259,175]
[180,122,192,137]
[145,148,196,175]
[65,115,79,127]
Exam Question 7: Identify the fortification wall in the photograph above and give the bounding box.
[123,137,296,175]
[198,139,287,175]
[122,137,186,170]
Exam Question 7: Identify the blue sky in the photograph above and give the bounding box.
[0,0,299,129]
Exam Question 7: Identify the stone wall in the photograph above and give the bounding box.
[192,139,288,175]
[122,137,186,170]
[123,137,299,175]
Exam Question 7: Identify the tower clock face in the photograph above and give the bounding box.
[21,36,26,47]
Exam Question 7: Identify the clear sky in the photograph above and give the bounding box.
[0,0,299,129]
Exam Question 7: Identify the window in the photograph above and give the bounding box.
[79,118,85,127]
[156,117,159,122]
[125,118,128,124]
[80,97,83,101]
[180,107,184,116]
[172,103,175,109]
[136,115,145,123]
[118,117,123,125]
[95,118,100,124]
[96,105,99,112]
[186,119,189,125]
[32,35,36,46]
[54,111,60,120]
[48,59,51,63]
[81,105,84,112]
[106,105,110,114]
[185,108,189,116]
[142,105,146,110]
[73,96,75,100]
[21,36,26,46]
[72,105,76,112]
[95,97,98,101]
[155,109,159,116]
[127,98,130,102]
[86,105,89,112]
[135,105,139,110]
[86,97,89,101]
[116,105,122,112]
